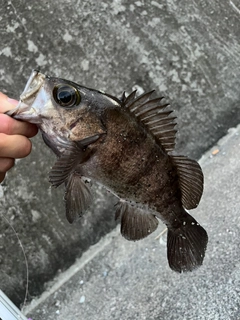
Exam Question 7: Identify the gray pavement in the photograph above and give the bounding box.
[23,125,240,319]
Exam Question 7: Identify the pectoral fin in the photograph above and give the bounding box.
[115,201,159,241]
[49,134,102,188]
[64,173,92,223]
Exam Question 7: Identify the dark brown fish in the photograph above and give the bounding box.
[6,70,208,272]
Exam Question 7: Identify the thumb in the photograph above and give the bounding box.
[0,92,19,113]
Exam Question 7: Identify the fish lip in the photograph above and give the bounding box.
[5,101,43,124]
[20,69,45,101]
[5,69,46,125]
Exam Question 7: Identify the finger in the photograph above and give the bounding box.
[0,114,38,138]
[0,133,32,158]
[0,158,15,173]
[0,172,6,183]
[0,92,18,113]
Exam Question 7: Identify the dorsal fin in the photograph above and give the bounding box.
[128,90,155,111]
[172,155,204,209]
[124,90,137,106]
[124,90,177,153]
[120,91,126,103]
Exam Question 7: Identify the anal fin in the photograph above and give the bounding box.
[64,173,92,223]
[115,201,159,241]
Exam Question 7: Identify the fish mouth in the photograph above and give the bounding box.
[5,102,42,124]
[5,70,46,125]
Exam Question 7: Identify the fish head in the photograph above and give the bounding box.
[6,70,121,145]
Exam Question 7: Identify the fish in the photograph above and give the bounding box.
[6,70,208,272]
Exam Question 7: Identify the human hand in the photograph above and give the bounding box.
[0,92,38,183]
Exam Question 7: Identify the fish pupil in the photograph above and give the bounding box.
[58,90,72,103]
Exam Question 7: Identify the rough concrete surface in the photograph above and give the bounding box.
[0,140,117,306]
[24,125,240,319]
[1,0,240,307]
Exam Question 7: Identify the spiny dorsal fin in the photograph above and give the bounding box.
[122,90,137,105]
[172,155,204,209]
[115,200,158,241]
[120,91,126,103]
[124,90,177,153]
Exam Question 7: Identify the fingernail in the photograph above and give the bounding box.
[7,98,19,106]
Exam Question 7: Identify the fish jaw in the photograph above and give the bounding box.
[6,101,42,124]
[5,70,47,125]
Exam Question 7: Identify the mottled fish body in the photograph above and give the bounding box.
[6,70,208,272]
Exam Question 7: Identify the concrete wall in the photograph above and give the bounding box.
[1,0,240,306]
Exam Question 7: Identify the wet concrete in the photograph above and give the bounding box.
[1,0,240,307]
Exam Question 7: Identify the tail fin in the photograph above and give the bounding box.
[167,214,208,273]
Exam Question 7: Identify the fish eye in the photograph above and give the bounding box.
[53,85,81,108]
